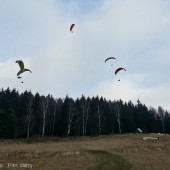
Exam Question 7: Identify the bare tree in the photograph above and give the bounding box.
[67,102,74,135]
[97,104,101,135]
[82,101,85,136]
[81,99,90,136]
[26,99,33,138]
[41,96,49,138]
[80,97,90,136]
[84,101,90,135]
[115,102,121,134]
[23,92,33,139]
[108,101,115,134]
[52,101,57,137]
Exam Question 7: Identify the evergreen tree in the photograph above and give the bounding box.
[31,92,42,137]
[0,87,169,138]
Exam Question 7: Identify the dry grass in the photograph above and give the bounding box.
[0,150,96,170]
[0,134,170,169]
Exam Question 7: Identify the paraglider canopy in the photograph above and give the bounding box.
[16,60,32,76]
[115,67,126,75]
[16,60,24,72]
[143,137,159,140]
[70,24,75,32]
[105,57,116,63]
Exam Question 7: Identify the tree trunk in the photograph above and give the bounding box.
[67,104,73,135]
[115,103,121,134]
[84,102,89,135]
[98,104,101,135]
[41,97,49,138]
[82,105,85,136]
[52,104,56,137]
[27,121,30,138]
[42,110,46,138]
[26,101,33,139]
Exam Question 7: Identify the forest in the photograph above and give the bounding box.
[0,87,169,139]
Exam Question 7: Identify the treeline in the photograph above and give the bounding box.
[0,87,170,139]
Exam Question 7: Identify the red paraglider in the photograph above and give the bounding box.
[115,67,126,75]
[70,24,75,32]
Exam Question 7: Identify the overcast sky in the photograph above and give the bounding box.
[0,0,170,110]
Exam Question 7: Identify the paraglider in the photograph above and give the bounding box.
[105,57,116,63]
[115,67,126,75]
[104,57,126,81]
[143,137,159,140]
[70,24,75,33]
[16,60,32,76]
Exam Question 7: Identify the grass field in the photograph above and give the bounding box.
[0,134,170,170]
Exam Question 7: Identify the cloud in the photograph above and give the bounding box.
[88,73,170,110]
[0,0,170,110]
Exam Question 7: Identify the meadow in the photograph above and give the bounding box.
[0,134,169,170]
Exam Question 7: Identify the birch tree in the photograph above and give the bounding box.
[80,96,90,136]
[84,100,90,135]
[26,96,33,138]
[67,99,75,135]
[97,103,101,135]
[52,100,57,137]
[41,95,49,138]
[114,102,121,134]
[20,91,33,138]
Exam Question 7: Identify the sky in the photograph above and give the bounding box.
[0,0,170,111]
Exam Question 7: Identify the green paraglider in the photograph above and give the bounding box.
[143,137,159,140]
[16,60,32,76]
